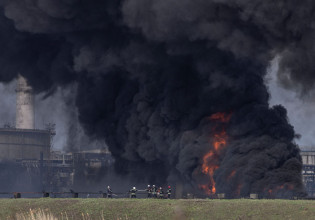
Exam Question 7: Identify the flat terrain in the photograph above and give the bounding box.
[1,198,315,220]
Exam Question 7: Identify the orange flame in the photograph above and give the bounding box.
[228,170,236,179]
[199,112,231,195]
[209,113,232,123]
[267,184,295,196]
[236,184,242,196]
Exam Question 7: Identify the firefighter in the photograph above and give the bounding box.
[107,186,113,198]
[167,186,171,199]
[130,187,137,198]
[146,185,152,198]
[152,185,157,198]
[159,187,164,199]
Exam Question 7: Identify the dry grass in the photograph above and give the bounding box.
[1,199,315,220]
[16,209,58,220]
[15,208,108,220]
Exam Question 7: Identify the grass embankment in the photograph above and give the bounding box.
[1,199,315,220]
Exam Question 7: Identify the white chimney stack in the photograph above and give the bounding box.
[16,74,35,129]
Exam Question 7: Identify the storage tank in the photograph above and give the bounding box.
[0,75,52,161]
[0,128,51,160]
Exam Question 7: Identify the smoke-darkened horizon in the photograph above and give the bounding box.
[0,0,313,197]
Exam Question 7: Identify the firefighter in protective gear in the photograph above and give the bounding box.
[129,187,137,198]
[167,186,171,199]
[146,185,152,198]
[159,187,164,199]
[107,186,113,198]
[152,185,157,198]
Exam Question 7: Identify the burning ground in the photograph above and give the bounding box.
[0,0,311,197]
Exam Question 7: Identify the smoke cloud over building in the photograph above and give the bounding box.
[0,0,312,197]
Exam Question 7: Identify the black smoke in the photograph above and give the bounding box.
[0,0,311,197]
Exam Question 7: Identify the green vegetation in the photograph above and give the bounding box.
[1,198,315,220]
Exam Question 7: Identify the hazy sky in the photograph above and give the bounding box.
[0,62,313,151]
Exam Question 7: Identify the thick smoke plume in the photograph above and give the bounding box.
[0,0,311,197]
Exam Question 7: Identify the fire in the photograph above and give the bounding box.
[236,184,242,196]
[213,132,227,151]
[267,184,295,196]
[209,113,232,123]
[199,112,231,195]
[228,170,236,179]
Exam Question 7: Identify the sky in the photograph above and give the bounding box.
[0,60,314,151]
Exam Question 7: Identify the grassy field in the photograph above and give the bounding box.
[1,198,315,220]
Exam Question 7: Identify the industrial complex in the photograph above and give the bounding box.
[0,75,314,197]
[301,151,315,197]
[0,75,113,194]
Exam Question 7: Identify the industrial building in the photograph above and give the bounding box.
[16,74,35,130]
[301,151,315,197]
[48,150,114,192]
[0,128,51,160]
[0,75,52,161]
[0,75,113,194]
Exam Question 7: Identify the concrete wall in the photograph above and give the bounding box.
[0,129,50,160]
[301,151,315,165]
